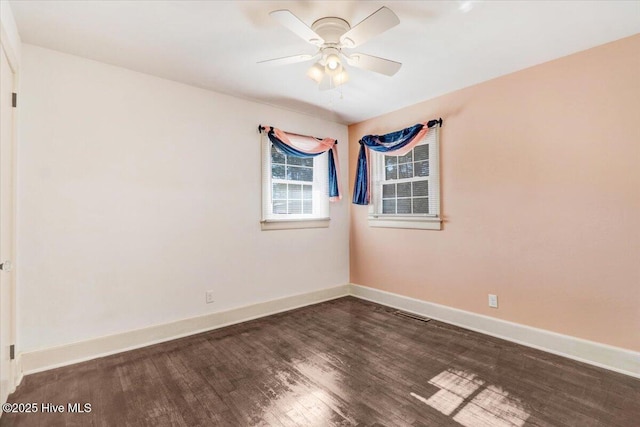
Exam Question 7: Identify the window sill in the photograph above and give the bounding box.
[261,218,330,231]
[368,216,442,230]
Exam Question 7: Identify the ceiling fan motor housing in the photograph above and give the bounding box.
[311,17,351,72]
[311,17,351,47]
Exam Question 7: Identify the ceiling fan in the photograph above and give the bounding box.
[259,6,402,90]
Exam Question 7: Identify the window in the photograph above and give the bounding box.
[262,139,329,230]
[369,127,441,230]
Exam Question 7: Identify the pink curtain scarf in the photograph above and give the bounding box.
[387,124,431,156]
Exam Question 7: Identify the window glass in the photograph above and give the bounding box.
[263,141,329,222]
[369,127,440,230]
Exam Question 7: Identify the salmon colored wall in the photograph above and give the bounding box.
[348,35,640,352]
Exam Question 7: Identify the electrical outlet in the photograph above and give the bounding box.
[205,291,215,304]
[488,294,498,308]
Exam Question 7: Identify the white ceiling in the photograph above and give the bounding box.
[9,0,640,124]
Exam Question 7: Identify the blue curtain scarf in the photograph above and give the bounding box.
[266,128,340,199]
[352,119,442,205]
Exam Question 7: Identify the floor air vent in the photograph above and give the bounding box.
[393,310,431,323]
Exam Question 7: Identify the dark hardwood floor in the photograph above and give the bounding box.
[2,297,639,426]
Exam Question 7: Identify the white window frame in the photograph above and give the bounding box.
[261,136,330,231]
[368,126,441,230]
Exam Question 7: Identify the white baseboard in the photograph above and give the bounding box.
[13,356,22,392]
[20,285,349,375]
[18,283,639,380]
[349,283,640,379]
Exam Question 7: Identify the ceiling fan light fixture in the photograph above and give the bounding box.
[326,55,340,71]
[332,70,349,87]
[306,62,325,83]
[325,60,342,76]
[323,47,342,75]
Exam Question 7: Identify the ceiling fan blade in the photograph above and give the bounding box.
[258,54,316,66]
[345,53,402,76]
[270,10,324,46]
[340,7,400,48]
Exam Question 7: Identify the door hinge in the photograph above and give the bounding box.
[12,92,17,108]
[9,344,15,360]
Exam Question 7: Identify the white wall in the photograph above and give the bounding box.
[17,44,349,353]
[0,1,21,64]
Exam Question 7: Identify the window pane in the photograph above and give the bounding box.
[273,200,287,214]
[272,164,285,179]
[285,156,313,167]
[413,197,429,214]
[414,144,429,161]
[415,161,429,177]
[382,184,396,198]
[287,156,304,166]
[300,167,314,182]
[303,185,313,200]
[397,198,411,214]
[398,163,413,179]
[287,166,313,182]
[271,145,285,164]
[273,183,287,199]
[288,200,302,214]
[412,180,428,197]
[385,156,398,168]
[397,182,411,197]
[385,165,398,180]
[303,200,313,214]
[288,184,302,199]
[382,199,396,214]
[398,151,412,164]
[264,137,330,221]
[365,130,439,222]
